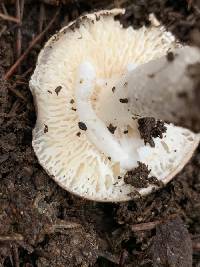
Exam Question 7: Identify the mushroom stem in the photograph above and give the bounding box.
[76,61,136,170]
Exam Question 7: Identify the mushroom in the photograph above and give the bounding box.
[30,9,200,202]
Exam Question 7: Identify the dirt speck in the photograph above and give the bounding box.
[44,124,48,133]
[166,51,175,62]
[78,121,87,131]
[112,86,116,93]
[107,123,117,134]
[119,98,129,103]
[55,86,62,95]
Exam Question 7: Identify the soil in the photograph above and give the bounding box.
[124,162,161,189]
[0,0,200,267]
[107,123,117,134]
[137,118,167,147]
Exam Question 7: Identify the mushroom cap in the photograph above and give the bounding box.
[30,9,199,202]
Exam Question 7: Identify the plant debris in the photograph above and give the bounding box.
[138,117,167,147]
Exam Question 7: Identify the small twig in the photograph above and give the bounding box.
[21,67,33,78]
[193,241,200,251]
[191,234,200,240]
[9,99,20,113]
[4,7,60,80]
[187,0,193,10]
[39,3,46,33]
[9,86,27,101]
[8,100,21,117]
[20,0,25,20]
[131,214,177,232]
[119,250,128,267]
[16,0,22,66]
[8,244,14,267]
[1,3,9,16]
[0,25,7,38]
[193,4,200,15]
[17,240,34,254]
[12,244,20,267]
[52,220,82,231]
[0,234,24,241]
[15,80,28,85]
[15,0,21,24]
[0,12,20,23]
[98,251,120,264]
[131,221,160,232]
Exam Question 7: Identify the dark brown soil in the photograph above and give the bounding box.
[150,216,192,267]
[124,162,162,189]
[137,117,167,147]
[107,123,117,134]
[0,1,200,267]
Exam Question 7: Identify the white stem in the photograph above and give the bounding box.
[75,61,135,170]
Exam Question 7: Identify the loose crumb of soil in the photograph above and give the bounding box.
[112,86,116,93]
[138,117,167,147]
[55,85,62,95]
[124,162,160,188]
[44,124,48,133]
[166,51,175,62]
[119,98,129,103]
[107,123,117,134]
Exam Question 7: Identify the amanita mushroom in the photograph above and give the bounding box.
[30,9,200,202]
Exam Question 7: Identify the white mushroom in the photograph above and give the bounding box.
[30,9,200,202]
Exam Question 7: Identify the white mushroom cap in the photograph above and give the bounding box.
[30,9,199,202]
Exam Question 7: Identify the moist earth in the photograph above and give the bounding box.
[124,162,162,189]
[0,0,200,267]
[137,117,167,147]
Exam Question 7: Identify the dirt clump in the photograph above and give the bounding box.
[138,117,167,147]
[124,162,162,189]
